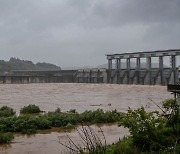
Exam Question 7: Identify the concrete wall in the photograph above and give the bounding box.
[75,69,107,83]
[0,70,77,84]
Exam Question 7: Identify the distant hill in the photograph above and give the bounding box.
[0,57,61,74]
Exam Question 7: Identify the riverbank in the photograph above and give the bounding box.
[0,84,173,153]
[1,98,180,153]
[0,105,123,144]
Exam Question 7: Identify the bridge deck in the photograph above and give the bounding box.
[107,49,180,59]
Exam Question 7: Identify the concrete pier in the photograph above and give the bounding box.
[106,49,180,85]
[136,57,141,84]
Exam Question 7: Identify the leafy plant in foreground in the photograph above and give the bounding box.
[118,99,180,153]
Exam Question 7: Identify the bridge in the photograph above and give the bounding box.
[0,49,179,85]
[106,49,180,85]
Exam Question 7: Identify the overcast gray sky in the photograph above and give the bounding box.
[0,0,180,68]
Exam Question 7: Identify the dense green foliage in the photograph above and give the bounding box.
[20,104,41,114]
[0,106,16,117]
[0,107,121,144]
[99,137,139,154]
[1,98,180,153]
[114,98,180,153]
[0,107,121,136]
[0,133,14,144]
[74,99,180,154]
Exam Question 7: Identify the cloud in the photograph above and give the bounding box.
[0,0,179,67]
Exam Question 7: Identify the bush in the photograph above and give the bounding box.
[12,115,38,133]
[104,137,140,154]
[118,99,180,153]
[20,104,41,114]
[47,112,79,127]
[0,106,16,117]
[0,132,14,144]
[0,116,17,132]
[79,109,121,123]
[0,106,122,135]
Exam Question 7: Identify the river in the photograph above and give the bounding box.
[0,83,172,153]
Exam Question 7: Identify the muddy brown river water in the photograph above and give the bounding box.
[0,83,172,154]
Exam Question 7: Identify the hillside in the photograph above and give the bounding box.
[0,58,61,74]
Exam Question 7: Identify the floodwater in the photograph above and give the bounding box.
[0,83,172,153]
[0,125,129,154]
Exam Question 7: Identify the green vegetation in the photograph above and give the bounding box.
[0,106,16,117]
[85,99,180,154]
[0,133,14,144]
[0,106,122,144]
[118,98,180,153]
[1,98,180,153]
[95,137,140,154]
[20,104,41,114]
[61,99,180,154]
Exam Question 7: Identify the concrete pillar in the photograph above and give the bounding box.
[116,58,120,70]
[159,56,164,85]
[89,70,92,83]
[108,58,112,70]
[126,58,130,84]
[107,58,112,83]
[171,55,176,84]
[116,58,120,84]
[146,56,152,84]
[136,57,141,84]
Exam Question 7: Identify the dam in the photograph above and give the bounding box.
[106,49,180,85]
[0,49,179,85]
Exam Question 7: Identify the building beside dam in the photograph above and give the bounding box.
[0,49,179,85]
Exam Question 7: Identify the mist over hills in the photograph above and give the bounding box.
[0,57,61,74]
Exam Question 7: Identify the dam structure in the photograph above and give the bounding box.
[0,49,179,85]
[0,70,77,84]
[106,49,180,85]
